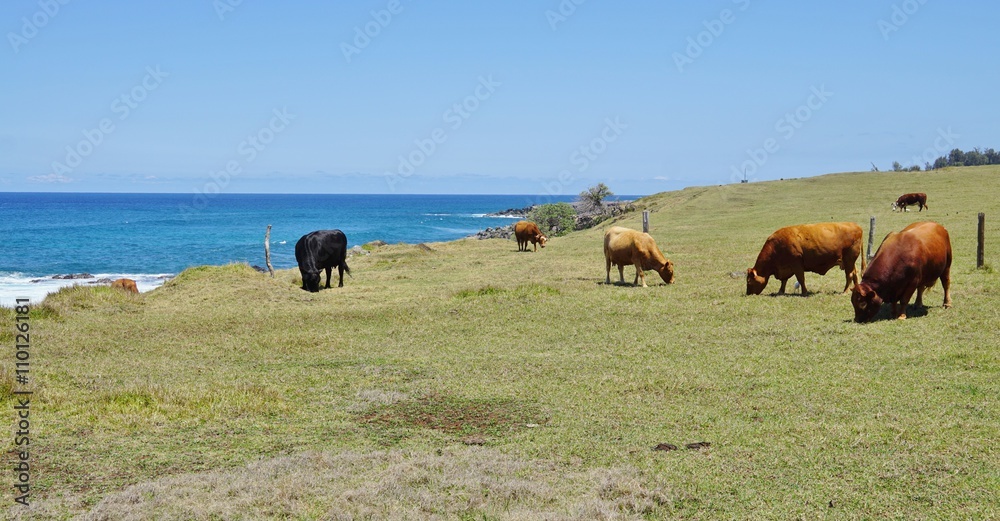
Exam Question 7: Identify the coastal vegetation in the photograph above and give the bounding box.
[3,166,999,519]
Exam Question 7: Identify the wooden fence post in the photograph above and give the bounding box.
[867,216,876,262]
[264,224,275,277]
[642,211,649,233]
[978,213,986,269]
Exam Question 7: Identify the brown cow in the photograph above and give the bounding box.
[604,226,675,287]
[110,278,139,294]
[891,192,928,212]
[514,220,547,252]
[851,221,952,322]
[746,222,866,296]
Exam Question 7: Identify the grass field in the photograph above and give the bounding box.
[3,166,999,519]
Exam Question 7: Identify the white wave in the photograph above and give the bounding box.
[0,272,174,308]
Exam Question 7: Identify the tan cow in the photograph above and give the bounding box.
[746,222,865,295]
[111,278,139,294]
[604,226,675,287]
[514,220,547,252]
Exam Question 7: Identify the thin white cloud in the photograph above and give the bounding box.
[27,174,72,183]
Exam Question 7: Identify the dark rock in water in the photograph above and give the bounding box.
[30,279,43,284]
[52,273,93,280]
[471,224,514,240]
[89,278,114,284]
[250,265,269,273]
[485,205,534,218]
[156,275,172,280]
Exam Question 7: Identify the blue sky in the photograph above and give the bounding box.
[1,1,997,195]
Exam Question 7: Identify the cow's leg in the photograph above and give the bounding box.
[324,267,332,288]
[842,266,855,294]
[795,270,808,295]
[635,263,646,287]
[618,265,626,284]
[914,285,925,308]
[777,278,787,295]
[941,265,952,308]
[337,264,345,287]
[897,285,917,319]
[606,257,612,284]
[533,241,537,252]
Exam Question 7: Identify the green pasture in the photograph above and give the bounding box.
[3,166,998,519]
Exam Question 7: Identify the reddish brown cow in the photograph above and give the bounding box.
[111,278,139,294]
[852,221,952,322]
[746,222,866,296]
[891,192,928,212]
[604,226,675,287]
[514,220,548,252]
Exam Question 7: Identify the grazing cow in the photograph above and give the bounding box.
[852,221,952,322]
[110,278,139,294]
[604,226,675,287]
[295,230,351,292]
[746,222,866,296]
[514,220,548,252]
[891,192,928,212]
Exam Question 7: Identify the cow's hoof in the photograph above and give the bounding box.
[943,302,953,309]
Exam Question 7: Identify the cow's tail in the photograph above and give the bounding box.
[860,239,867,274]
[344,261,352,278]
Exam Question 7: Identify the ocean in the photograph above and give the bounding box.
[0,192,585,306]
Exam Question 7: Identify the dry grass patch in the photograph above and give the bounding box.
[359,393,545,440]
[67,448,674,520]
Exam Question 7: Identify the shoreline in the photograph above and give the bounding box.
[1,198,638,306]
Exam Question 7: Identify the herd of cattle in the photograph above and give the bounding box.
[156,191,947,324]
[86,190,947,324]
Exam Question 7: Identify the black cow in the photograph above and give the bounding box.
[295,230,350,292]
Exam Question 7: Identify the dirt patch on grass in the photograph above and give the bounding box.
[358,393,544,439]
[60,447,674,520]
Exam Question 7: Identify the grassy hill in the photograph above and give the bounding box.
[4,166,999,519]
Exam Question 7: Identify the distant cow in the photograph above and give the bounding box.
[110,278,139,294]
[891,192,928,212]
[746,222,865,296]
[852,221,952,322]
[604,226,675,287]
[295,230,351,292]
[514,220,547,252]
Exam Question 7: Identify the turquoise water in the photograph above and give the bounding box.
[0,192,581,304]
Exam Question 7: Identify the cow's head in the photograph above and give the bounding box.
[851,283,882,322]
[746,268,767,295]
[301,271,322,292]
[658,259,675,284]
[537,234,548,248]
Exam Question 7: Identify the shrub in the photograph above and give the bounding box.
[529,203,577,237]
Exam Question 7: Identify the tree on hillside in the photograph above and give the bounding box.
[579,183,613,212]
[529,203,577,237]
